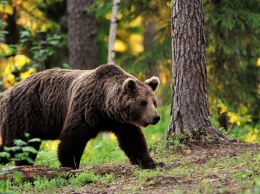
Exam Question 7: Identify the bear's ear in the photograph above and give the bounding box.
[123,78,137,92]
[144,76,160,91]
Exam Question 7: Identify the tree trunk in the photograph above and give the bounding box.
[4,1,19,45]
[163,0,228,142]
[67,0,98,70]
[107,0,120,64]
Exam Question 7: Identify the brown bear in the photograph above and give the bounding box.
[0,64,164,169]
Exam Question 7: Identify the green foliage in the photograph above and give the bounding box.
[20,29,68,71]
[3,170,115,192]
[0,179,12,194]
[228,124,260,142]
[100,173,115,185]
[204,0,260,123]
[1,137,41,165]
[0,135,41,193]
[148,139,169,156]
[69,171,101,186]
[0,175,69,192]
[255,177,260,194]
[0,170,23,193]
[0,152,10,160]
[172,136,185,150]
[12,172,23,183]
[80,138,126,166]
[0,21,8,44]
[88,0,113,17]
[33,176,67,191]
[36,150,60,167]
[135,167,163,181]
[235,172,251,180]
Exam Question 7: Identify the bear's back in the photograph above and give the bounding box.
[0,69,92,140]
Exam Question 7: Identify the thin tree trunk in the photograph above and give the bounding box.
[67,0,98,70]
[102,0,121,140]
[107,0,120,64]
[163,0,228,142]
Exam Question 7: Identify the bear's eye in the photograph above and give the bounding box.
[141,100,147,107]
[153,100,157,107]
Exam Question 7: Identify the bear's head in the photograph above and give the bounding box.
[121,76,160,128]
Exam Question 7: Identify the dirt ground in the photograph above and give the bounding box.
[1,141,260,193]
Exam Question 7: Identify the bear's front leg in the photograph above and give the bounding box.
[114,124,164,169]
[58,123,91,169]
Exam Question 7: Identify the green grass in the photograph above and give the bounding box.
[135,167,164,181]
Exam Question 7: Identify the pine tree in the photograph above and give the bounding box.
[163,0,228,142]
[67,0,98,69]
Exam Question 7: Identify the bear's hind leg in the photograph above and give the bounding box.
[58,124,95,169]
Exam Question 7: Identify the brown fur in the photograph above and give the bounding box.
[0,64,163,169]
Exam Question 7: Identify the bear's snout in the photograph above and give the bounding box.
[152,115,160,124]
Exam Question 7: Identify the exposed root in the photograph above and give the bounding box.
[163,125,232,148]
[196,125,231,144]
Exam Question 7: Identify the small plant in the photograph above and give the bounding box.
[173,138,181,149]
[193,128,199,135]
[148,139,168,155]
[69,170,101,186]
[33,176,67,191]
[100,173,115,185]
[255,177,260,194]
[172,134,185,150]
[0,134,41,193]
[0,134,41,165]
[0,171,23,193]
[20,181,33,191]
[135,167,163,181]
[234,172,251,180]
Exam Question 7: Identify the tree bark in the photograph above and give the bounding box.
[107,0,120,64]
[67,0,98,70]
[163,0,227,142]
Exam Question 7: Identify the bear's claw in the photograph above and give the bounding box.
[141,161,165,169]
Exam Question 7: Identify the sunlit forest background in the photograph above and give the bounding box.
[0,0,259,150]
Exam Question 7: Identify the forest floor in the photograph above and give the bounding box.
[71,141,260,194]
[1,141,260,193]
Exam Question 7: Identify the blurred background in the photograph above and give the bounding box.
[0,0,259,148]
